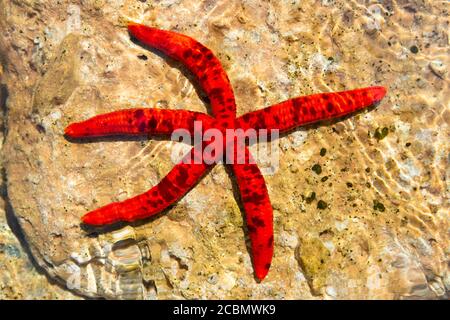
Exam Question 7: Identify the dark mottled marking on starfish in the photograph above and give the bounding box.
[267,235,274,247]
[199,46,209,54]
[252,216,266,228]
[158,182,174,200]
[161,119,173,131]
[257,113,266,128]
[293,99,302,109]
[209,87,223,97]
[175,166,189,186]
[138,121,146,132]
[249,192,266,204]
[148,117,157,129]
[248,165,259,175]
[327,103,334,113]
[183,49,192,59]
[293,104,301,119]
[134,109,145,119]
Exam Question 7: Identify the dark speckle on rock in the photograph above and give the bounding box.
[305,191,316,204]
[373,200,386,212]
[312,164,322,175]
[374,127,389,141]
[317,200,328,210]
[410,45,419,54]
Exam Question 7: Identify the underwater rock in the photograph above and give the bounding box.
[0,0,448,299]
[429,60,447,80]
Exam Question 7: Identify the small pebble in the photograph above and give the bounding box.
[429,60,447,79]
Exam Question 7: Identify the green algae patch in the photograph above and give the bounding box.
[295,238,330,294]
[224,200,244,227]
[167,204,189,222]
[373,200,386,212]
[317,200,328,210]
[374,127,389,141]
[305,191,316,204]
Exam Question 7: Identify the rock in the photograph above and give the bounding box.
[295,237,330,295]
[429,60,447,79]
[0,0,448,299]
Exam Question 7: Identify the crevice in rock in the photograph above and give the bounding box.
[143,279,157,295]
[2,169,45,275]
[0,82,40,276]
[0,83,8,136]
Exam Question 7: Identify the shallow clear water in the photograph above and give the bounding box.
[0,0,448,299]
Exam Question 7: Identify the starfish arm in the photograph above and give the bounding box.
[128,23,237,121]
[65,108,213,138]
[230,146,274,281]
[236,86,387,132]
[82,146,213,225]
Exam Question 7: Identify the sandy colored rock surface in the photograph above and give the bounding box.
[0,0,448,299]
[0,201,79,299]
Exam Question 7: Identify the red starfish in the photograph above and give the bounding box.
[65,23,387,281]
